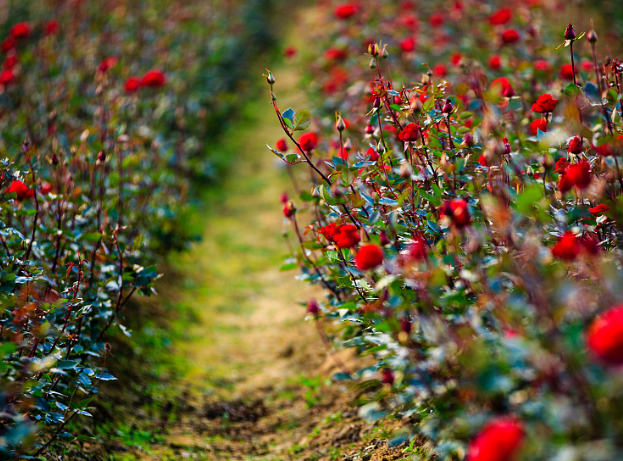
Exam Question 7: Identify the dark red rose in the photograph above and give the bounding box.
[531,94,557,113]
[298,132,318,152]
[141,69,166,88]
[440,199,471,228]
[381,369,395,385]
[429,13,444,27]
[466,417,524,461]
[587,305,623,365]
[307,299,320,316]
[554,157,569,174]
[276,138,288,152]
[98,57,118,73]
[398,123,420,142]
[501,29,520,44]
[568,136,583,154]
[284,46,297,58]
[44,20,59,36]
[551,231,580,260]
[356,244,384,270]
[407,239,428,261]
[124,77,142,93]
[10,23,31,40]
[283,201,295,218]
[1,36,15,52]
[6,180,33,200]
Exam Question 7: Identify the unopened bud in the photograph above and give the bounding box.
[369,58,377,69]
[307,299,320,316]
[564,23,576,41]
[97,150,106,162]
[587,29,598,43]
[365,124,375,135]
[463,132,474,147]
[502,84,514,98]
[336,116,346,132]
[373,97,382,109]
[51,153,59,165]
[442,99,453,114]
[381,45,389,59]
[368,43,379,57]
[266,71,275,85]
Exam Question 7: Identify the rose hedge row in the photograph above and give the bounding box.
[0,0,280,457]
[269,1,623,459]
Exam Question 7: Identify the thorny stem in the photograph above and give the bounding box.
[591,41,614,136]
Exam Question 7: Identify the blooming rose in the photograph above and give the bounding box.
[6,180,34,200]
[589,204,610,215]
[466,417,524,461]
[530,119,547,135]
[587,305,623,365]
[568,136,583,154]
[298,132,318,152]
[489,55,501,70]
[440,199,471,228]
[559,63,575,80]
[531,94,557,113]
[276,138,288,152]
[501,29,520,44]
[400,37,416,53]
[10,22,31,39]
[356,244,384,270]
[335,4,357,19]
[124,77,142,93]
[489,8,512,25]
[141,69,166,88]
[552,231,581,260]
[398,123,420,142]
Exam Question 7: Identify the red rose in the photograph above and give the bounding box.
[284,46,297,58]
[433,63,447,78]
[554,158,569,174]
[587,305,623,365]
[366,147,379,161]
[324,47,348,61]
[98,57,118,73]
[276,138,288,152]
[530,119,547,135]
[559,63,575,80]
[551,231,581,260]
[124,77,142,93]
[0,69,14,86]
[534,60,552,74]
[489,8,512,26]
[440,199,471,228]
[10,22,31,40]
[581,60,593,72]
[40,182,52,195]
[451,53,463,66]
[398,123,420,142]
[44,20,59,36]
[429,13,444,27]
[568,136,583,154]
[4,51,17,69]
[501,29,520,44]
[489,55,501,70]
[333,224,360,249]
[381,369,394,385]
[6,180,33,200]
[400,37,416,53]
[1,36,15,52]
[356,244,384,270]
[490,77,513,96]
[589,204,610,215]
[592,143,616,157]
[141,69,166,88]
[466,417,524,461]
[298,132,318,152]
[335,3,357,19]
[407,239,428,261]
[531,94,557,113]
[478,154,488,167]
[283,201,295,218]
[566,160,591,190]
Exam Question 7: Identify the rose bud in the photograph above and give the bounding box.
[365,124,375,135]
[587,29,598,43]
[307,299,320,316]
[564,23,576,41]
[369,58,377,69]
[276,138,288,152]
[442,99,453,114]
[464,133,474,147]
[379,231,390,246]
[373,97,382,109]
[368,43,379,57]
[336,116,346,132]
[502,84,514,98]
[97,150,106,162]
[280,192,289,204]
[381,369,395,385]
[283,201,296,218]
[51,153,59,166]
[568,136,583,154]
[587,305,623,365]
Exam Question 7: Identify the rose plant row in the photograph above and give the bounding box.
[268,1,623,459]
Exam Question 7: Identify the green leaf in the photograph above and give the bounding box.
[293,108,311,131]
[564,83,581,98]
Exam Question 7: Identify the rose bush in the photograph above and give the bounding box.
[269,0,623,458]
[0,0,280,456]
